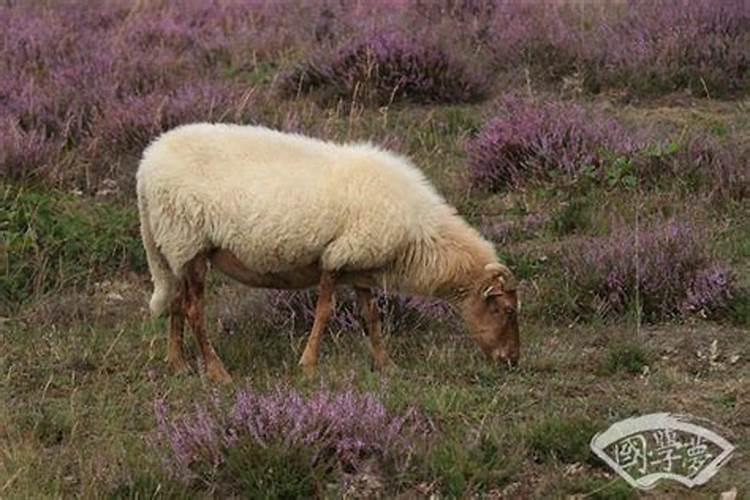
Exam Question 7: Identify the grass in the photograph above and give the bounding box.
[604,342,651,375]
[216,443,318,499]
[427,433,523,496]
[527,414,600,464]
[0,185,145,313]
[562,477,637,500]
[550,196,593,236]
[3,310,747,498]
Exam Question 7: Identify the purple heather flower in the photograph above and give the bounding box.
[152,384,426,483]
[467,96,640,190]
[561,220,736,320]
[279,30,487,105]
[683,264,735,314]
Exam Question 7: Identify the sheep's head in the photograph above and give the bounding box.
[459,262,520,367]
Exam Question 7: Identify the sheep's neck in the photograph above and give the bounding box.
[390,217,496,300]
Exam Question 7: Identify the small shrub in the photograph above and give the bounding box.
[527,415,598,464]
[279,31,488,106]
[151,385,426,493]
[605,342,650,375]
[468,97,749,199]
[480,0,750,97]
[638,136,750,202]
[0,2,264,186]
[560,220,737,321]
[89,80,255,158]
[682,264,736,315]
[466,96,639,191]
[487,1,580,81]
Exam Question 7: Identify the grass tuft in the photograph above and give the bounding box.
[604,342,650,375]
[527,415,599,464]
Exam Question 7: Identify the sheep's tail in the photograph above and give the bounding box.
[137,181,177,317]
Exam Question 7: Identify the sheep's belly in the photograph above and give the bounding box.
[209,248,382,290]
[210,249,321,289]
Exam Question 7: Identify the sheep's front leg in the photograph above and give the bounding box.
[167,286,190,374]
[184,255,232,384]
[298,271,336,376]
[355,287,389,371]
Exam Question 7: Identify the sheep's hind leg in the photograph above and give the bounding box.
[184,255,232,384]
[167,285,190,374]
[298,271,336,376]
[355,287,390,371]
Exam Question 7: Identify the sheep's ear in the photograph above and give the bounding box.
[484,263,518,292]
[500,274,518,292]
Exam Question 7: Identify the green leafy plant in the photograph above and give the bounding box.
[1,186,144,310]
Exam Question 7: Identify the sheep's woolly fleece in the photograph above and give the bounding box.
[137,123,497,316]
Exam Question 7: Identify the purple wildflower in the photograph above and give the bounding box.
[467,96,640,190]
[152,384,426,484]
[279,30,487,105]
[683,264,735,315]
[0,120,63,179]
[585,0,750,96]
[561,220,736,320]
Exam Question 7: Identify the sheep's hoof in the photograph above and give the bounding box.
[206,361,233,384]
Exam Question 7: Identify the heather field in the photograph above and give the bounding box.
[1,0,750,498]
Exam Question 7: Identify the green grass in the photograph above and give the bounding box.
[218,443,318,498]
[604,342,651,375]
[550,196,593,236]
[527,415,600,464]
[1,185,145,313]
[727,294,750,327]
[427,433,523,496]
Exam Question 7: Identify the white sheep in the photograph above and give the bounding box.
[137,123,519,383]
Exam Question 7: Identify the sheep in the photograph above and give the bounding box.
[136,123,520,383]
